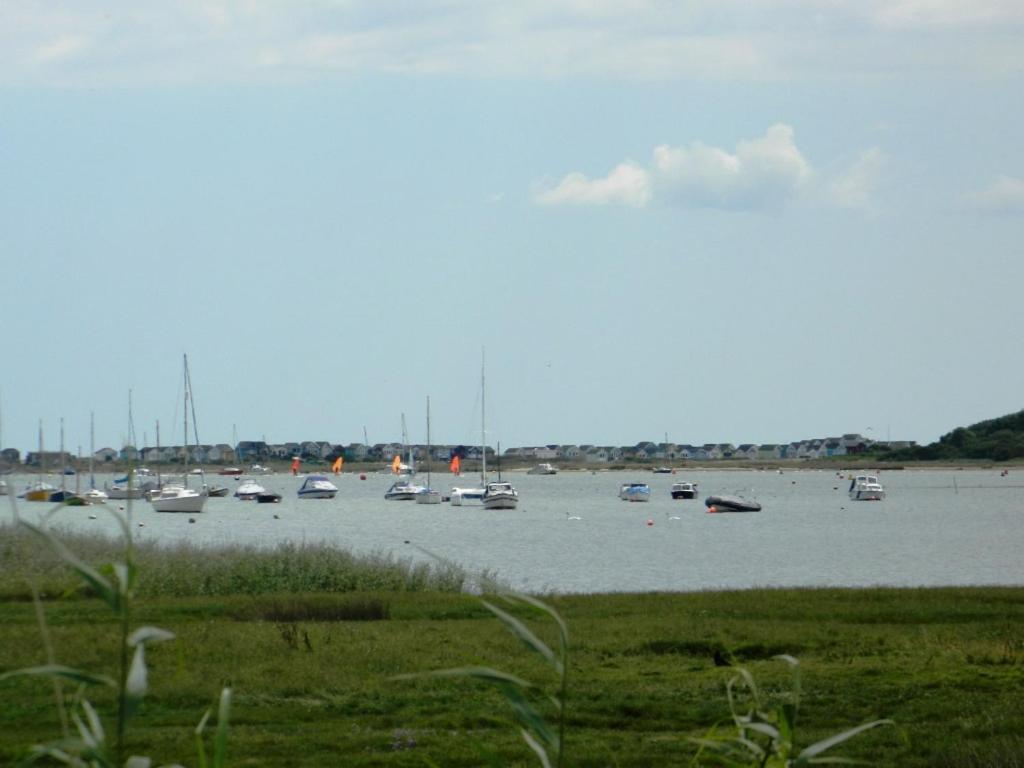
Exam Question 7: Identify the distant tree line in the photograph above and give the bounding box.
[881,409,1024,462]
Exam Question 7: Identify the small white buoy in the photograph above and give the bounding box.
[88,514,97,520]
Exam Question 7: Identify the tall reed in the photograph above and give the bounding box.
[1,490,231,767]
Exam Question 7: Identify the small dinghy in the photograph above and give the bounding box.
[705,495,761,513]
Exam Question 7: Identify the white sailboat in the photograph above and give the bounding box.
[81,412,108,505]
[450,350,518,509]
[415,396,442,505]
[150,354,206,514]
[385,413,424,500]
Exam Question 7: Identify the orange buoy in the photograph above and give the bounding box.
[708,505,718,514]
[646,518,654,526]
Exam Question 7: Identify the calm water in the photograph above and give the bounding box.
[6,469,1024,593]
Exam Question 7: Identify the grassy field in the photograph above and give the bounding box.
[1,526,1023,766]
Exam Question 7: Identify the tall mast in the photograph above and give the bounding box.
[90,411,96,491]
[183,353,189,485]
[481,348,486,481]
[426,396,432,488]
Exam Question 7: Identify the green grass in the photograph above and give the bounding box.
[2,525,1023,765]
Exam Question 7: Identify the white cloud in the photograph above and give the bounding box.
[535,124,813,212]
[652,124,811,210]
[534,162,651,208]
[1,1,1023,86]
[829,148,886,209]
[33,35,88,64]
[967,176,1024,213]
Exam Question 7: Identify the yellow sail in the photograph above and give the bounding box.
[332,456,343,474]
[391,454,401,474]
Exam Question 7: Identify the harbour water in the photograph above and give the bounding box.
[6,468,1024,594]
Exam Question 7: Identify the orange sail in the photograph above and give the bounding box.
[290,457,300,475]
[450,455,461,475]
[392,454,401,474]
[332,456,343,474]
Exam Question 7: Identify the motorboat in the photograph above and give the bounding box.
[705,495,761,513]
[449,486,485,505]
[652,467,673,474]
[619,482,652,502]
[250,464,272,475]
[81,488,109,505]
[527,463,557,475]
[218,467,243,476]
[256,491,282,503]
[204,485,230,497]
[483,481,519,510]
[849,475,885,501]
[385,477,426,500]
[297,474,338,499]
[234,479,266,500]
[670,481,698,500]
[150,484,206,513]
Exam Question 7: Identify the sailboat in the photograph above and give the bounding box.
[450,349,519,509]
[81,412,108,505]
[415,396,442,505]
[385,412,424,500]
[150,354,206,514]
[483,440,518,510]
[21,420,57,501]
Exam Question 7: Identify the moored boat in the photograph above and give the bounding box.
[670,481,698,499]
[256,491,282,503]
[705,495,761,513]
[151,484,205,513]
[483,481,518,510]
[848,475,885,501]
[619,482,652,502]
[527,463,557,475]
[297,474,338,499]
[385,477,425,500]
[234,479,266,500]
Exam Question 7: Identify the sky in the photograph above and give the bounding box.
[1,1,1023,455]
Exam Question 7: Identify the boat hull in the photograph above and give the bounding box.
[151,489,206,513]
[415,490,443,505]
[850,490,885,501]
[705,495,761,513]
[670,490,697,499]
[449,487,484,506]
[298,490,336,499]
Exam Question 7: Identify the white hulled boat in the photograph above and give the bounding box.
[527,463,557,475]
[415,396,443,505]
[849,474,885,501]
[483,481,518,510]
[297,474,338,499]
[234,479,266,500]
[151,355,207,514]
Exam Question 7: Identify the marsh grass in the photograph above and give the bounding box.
[0,523,469,599]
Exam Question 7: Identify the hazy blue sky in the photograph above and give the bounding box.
[2,1,1022,455]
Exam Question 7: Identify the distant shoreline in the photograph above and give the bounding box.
[5,457,1021,475]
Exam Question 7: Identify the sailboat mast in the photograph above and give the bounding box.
[90,411,96,490]
[183,354,189,485]
[481,348,486,481]
[426,396,432,487]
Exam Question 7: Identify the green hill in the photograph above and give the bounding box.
[885,408,1024,461]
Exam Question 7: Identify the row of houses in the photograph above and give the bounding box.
[10,434,916,467]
